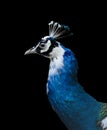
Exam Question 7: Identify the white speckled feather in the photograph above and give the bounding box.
[100,117,107,130]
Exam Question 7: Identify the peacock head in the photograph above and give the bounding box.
[24,21,71,59]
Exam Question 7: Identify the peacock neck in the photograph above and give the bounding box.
[47,47,98,104]
[47,48,82,95]
[47,48,102,130]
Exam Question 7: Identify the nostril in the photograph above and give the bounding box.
[32,46,35,49]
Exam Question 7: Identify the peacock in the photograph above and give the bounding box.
[25,21,107,130]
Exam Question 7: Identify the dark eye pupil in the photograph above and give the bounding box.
[39,43,45,48]
[41,44,45,47]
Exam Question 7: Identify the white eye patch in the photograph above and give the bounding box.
[40,40,51,53]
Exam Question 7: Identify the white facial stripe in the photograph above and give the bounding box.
[49,46,65,75]
[49,45,64,58]
[42,36,50,40]
[40,40,51,53]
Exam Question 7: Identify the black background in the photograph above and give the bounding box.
[5,2,107,130]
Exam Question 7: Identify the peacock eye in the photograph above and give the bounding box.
[39,43,45,48]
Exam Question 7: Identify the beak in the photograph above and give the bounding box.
[24,47,37,55]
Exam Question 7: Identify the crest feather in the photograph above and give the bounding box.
[48,21,72,39]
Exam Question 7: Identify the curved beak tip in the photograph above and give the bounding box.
[24,50,30,55]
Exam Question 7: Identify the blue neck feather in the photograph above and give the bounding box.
[47,46,101,130]
[48,47,82,95]
[47,46,98,100]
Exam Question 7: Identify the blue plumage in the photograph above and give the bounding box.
[25,21,107,130]
[47,47,102,130]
